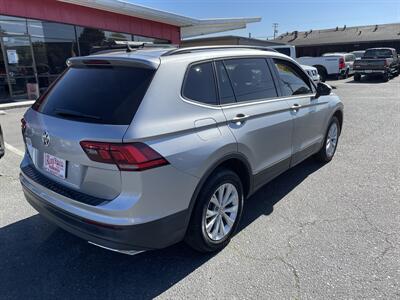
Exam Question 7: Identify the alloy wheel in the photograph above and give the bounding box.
[326,122,338,158]
[204,183,239,241]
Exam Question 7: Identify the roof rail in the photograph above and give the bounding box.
[90,41,176,55]
[161,45,278,56]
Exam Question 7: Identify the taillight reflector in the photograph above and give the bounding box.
[80,141,169,171]
[339,57,345,69]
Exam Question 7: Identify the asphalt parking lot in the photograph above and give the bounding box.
[0,76,399,299]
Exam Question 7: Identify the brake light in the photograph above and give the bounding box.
[82,60,110,65]
[339,57,345,69]
[80,141,169,171]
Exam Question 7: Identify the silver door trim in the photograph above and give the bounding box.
[181,94,317,110]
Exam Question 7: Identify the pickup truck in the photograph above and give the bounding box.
[353,48,400,82]
[270,45,353,82]
[269,45,320,83]
[297,53,354,82]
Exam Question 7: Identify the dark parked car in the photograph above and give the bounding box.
[353,48,400,82]
[0,124,4,159]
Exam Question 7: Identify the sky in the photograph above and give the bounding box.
[128,0,400,39]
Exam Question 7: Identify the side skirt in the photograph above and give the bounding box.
[250,142,322,196]
[251,157,291,195]
[290,142,321,168]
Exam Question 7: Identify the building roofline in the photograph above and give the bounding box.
[294,39,400,48]
[58,0,261,38]
[275,22,400,46]
[182,35,285,45]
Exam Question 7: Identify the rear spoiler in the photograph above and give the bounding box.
[66,56,159,70]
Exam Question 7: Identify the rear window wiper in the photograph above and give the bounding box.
[54,108,102,121]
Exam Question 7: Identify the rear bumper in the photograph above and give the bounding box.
[354,70,386,75]
[21,174,189,251]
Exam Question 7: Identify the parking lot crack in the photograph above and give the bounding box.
[278,256,301,300]
[352,203,393,236]
[350,203,396,258]
[231,246,301,299]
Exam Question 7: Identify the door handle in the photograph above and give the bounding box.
[291,104,302,111]
[231,114,249,124]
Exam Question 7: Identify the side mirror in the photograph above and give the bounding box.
[315,82,332,98]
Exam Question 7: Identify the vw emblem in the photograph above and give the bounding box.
[42,131,50,146]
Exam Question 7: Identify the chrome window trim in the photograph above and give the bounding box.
[180,54,316,110]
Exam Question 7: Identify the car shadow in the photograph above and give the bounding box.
[0,158,323,299]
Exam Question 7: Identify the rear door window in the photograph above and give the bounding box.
[38,66,155,125]
[223,58,278,102]
[273,59,313,96]
[274,48,291,57]
[182,62,217,105]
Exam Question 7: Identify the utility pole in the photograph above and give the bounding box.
[273,23,279,39]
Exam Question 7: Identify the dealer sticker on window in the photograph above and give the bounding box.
[43,153,66,179]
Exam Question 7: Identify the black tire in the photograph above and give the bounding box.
[354,73,361,81]
[382,72,389,82]
[316,66,327,82]
[185,168,244,253]
[315,116,341,163]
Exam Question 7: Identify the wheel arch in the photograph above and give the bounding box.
[333,109,343,131]
[314,65,328,81]
[183,153,253,231]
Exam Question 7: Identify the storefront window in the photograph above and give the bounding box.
[133,35,170,44]
[27,19,78,93]
[0,15,172,102]
[0,47,7,102]
[0,16,30,101]
[0,15,27,35]
[76,26,133,55]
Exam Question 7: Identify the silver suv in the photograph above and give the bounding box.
[20,46,343,254]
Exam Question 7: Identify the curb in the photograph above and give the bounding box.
[0,100,35,110]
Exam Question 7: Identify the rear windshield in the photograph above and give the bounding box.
[364,49,392,58]
[352,52,365,58]
[38,66,155,125]
[274,48,291,57]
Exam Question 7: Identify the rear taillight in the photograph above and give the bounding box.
[80,141,169,171]
[339,57,345,69]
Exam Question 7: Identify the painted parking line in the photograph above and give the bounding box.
[4,142,24,157]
